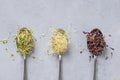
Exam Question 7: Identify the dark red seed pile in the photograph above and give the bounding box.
[87,28,106,56]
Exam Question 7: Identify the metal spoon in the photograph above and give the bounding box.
[16,28,34,80]
[93,56,97,80]
[23,55,27,80]
[51,29,68,80]
[86,28,106,80]
[58,55,62,80]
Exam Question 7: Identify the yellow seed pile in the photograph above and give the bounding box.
[16,27,34,56]
[51,29,68,55]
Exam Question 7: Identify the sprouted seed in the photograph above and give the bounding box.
[10,54,15,61]
[3,40,8,44]
[105,56,109,60]
[108,34,111,37]
[0,39,8,44]
[16,27,34,56]
[80,51,82,54]
[51,29,69,55]
[10,54,14,57]
[34,38,37,42]
[32,56,36,59]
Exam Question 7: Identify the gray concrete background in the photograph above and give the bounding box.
[0,0,120,80]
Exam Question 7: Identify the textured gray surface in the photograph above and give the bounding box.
[0,0,120,80]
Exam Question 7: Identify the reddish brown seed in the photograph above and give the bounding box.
[108,34,111,37]
[111,52,113,58]
[83,31,88,34]
[89,56,92,61]
[105,56,109,60]
[109,47,114,51]
[80,51,83,54]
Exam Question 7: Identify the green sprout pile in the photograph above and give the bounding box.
[16,27,34,56]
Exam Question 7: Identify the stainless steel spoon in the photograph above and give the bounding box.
[86,28,106,80]
[51,29,68,80]
[23,56,27,80]
[58,55,62,80]
[93,56,97,80]
[16,27,34,80]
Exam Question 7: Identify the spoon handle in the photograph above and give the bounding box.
[58,55,62,80]
[93,56,97,80]
[23,56,27,80]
